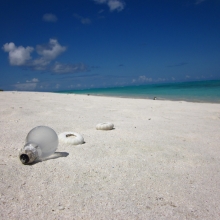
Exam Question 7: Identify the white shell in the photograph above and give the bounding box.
[96,122,114,130]
[58,132,84,145]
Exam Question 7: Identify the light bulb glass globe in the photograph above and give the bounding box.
[19,126,58,164]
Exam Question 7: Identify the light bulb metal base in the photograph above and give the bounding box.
[19,143,39,164]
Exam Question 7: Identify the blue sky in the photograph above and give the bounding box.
[0,0,220,91]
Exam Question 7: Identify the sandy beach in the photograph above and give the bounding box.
[0,91,220,219]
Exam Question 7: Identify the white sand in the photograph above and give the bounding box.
[0,91,220,219]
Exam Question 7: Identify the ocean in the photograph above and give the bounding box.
[57,80,220,103]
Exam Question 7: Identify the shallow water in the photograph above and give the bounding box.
[57,80,220,103]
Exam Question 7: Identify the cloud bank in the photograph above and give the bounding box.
[52,62,88,74]
[15,78,39,90]
[2,39,87,74]
[132,76,153,83]
[94,0,125,12]
[42,13,58,22]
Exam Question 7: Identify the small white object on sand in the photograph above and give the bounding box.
[58,132,84,145]
[96,122,114,130]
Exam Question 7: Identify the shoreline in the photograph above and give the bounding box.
[3,91,220,104]
[77,93,220,104]
[56,91,220,104]
[1,91,220,219]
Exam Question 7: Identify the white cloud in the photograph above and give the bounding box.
[132,75,153,84]
[94,0,125,12]
[31,57,50,70]
[138,75,153,82]
[36,39,66,60]
[29,39,66,70]
[14,83,37,90]
[73,14,91,24]
[108,0,125,11]
[26,78,39,83]
[14,78,39,91]
[42,13,58,22]
[3,39,65,69]
[3,39,88,74]
[2,42,34,65]
[52,62,88,74]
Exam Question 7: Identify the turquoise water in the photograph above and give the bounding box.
[57,80,220,103]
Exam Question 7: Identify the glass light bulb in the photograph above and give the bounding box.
[19,126,58,164]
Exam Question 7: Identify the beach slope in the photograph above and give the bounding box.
[0,92,220,219]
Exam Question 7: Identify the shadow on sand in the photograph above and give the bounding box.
[29,152,69,165]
